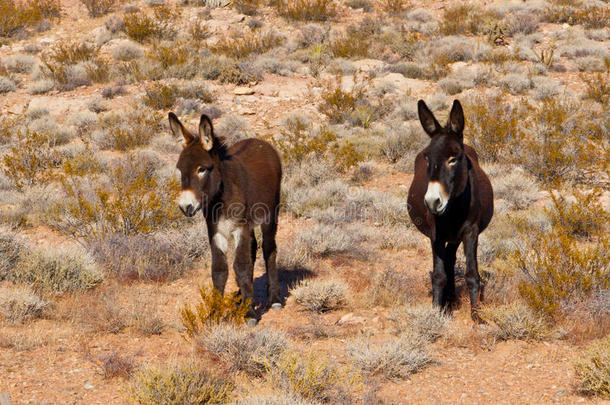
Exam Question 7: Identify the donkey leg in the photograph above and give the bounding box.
[463,229,483,322]
[262,220,281,306]
[442,242,459,308]
[431,240,447,309]
[233,227,256,318]
[210,240,229,295]
[250,230,257,266]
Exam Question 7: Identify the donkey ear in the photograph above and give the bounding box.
[418,100,441,137]
[448,100,464,139]
[168,112,197,144]
[198,114,215,151]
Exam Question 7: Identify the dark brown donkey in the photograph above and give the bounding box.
[407,100,493,321]
[169,113,282,319]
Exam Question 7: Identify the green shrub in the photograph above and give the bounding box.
[181,285,251,337]
[128,361,233,405]
[575,336,610,398]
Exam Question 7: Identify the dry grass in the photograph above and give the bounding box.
[272,0,336,22]
[210,30,284,59]
[0,0,60,37]
[390,305,451,342]
[96,351,136,379]
[292,278,348,313]
[80,0,119,17]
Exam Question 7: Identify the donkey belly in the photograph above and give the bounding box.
[212,216,243,255]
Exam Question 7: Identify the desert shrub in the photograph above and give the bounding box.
[181,285,251,336]
[491,168,539,210]
[575,337,610,398]
[53,154,180,237]
[3,53,36,73]
[112,40,142,61]
[380,0,409,13]
[128,361,233,405]
[316,72,370,124]
[0,76,16,93]
[544,4,609,29]
[89,231,202,282]
[123,11,165,42]
[346,0,371,12]
[546,189,608,240]
[44,40,99,64]
[328,21,376,59]
[232,394,315,405]
[439,4,486,35]
[210,30,284,59]
[462,92,522,162]
[582,73,609,105]
[381,123,426,164]
[64,289,129,333]
[481,303,553,341]
[369,267,415,307]
[391,305,450,342]
[514,210,608,318]
[348,334,431,379]
[80,0,119,17]
[1,129,62,190]
[0,285,49,324]
[199,324,288,376]
[0,0,60,37]
[143,82,214,110]
[9,246,103,294]
[295,223,366,258]
[292,278,347,312]
[515,97,603,185]
[95,107,163,150]
[97,351,135,379]
[0,229,26,279]
[272,0,336,21]
[270,351,345,403]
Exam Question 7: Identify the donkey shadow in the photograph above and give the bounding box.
[253,264,314,317]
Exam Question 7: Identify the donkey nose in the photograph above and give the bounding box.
[425,197,441,212]
[181,204,194,217]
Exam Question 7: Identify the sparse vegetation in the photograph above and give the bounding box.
[575,337,610,398]
[199,324,288,376]
[0,285,49,324]
[80,0,119,17]
[273,0,336,22]
[481,304,553,341]
[128,361,233,405]
[292,278,348,313]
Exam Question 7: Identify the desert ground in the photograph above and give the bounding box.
[0,0,608,404]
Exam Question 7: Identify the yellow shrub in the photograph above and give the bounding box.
[272,0,336,21]
[317,72,369,124]
[180,285,250,337]
[0,0,60,37]
[55,154,180,237]
[575,336,610,398]
[210,30,283,59]
[546,189,608,240]
[1,130,61,190]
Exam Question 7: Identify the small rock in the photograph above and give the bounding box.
[234,86,255,96]
[84,382,93,390]
[338,313,366,325]
[271,303,282,311]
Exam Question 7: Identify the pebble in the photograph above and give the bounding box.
[271,303,282,311]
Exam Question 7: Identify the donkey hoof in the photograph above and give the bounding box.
[246,318,258,327]
[271,303,283,311]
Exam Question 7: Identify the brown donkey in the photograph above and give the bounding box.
[407,100,493,322]
[169,113,282,320]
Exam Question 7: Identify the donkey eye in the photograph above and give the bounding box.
[448,157,458,165]
[197,167,207,175]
